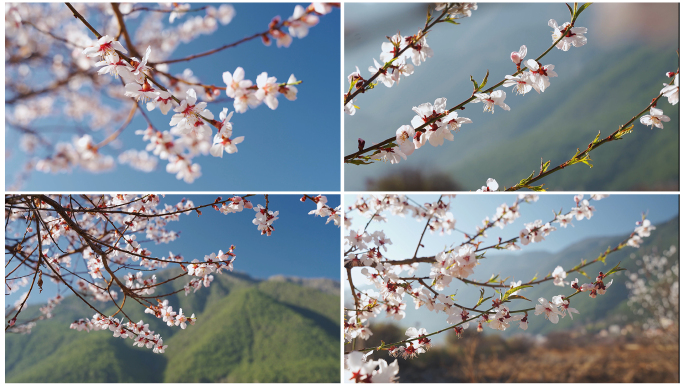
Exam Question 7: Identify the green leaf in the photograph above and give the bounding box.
[576,269,590,279]
[479,70,489,90]
[568,153,593,168]
[507,294,531,302]
[592,130,602,144]
[605,261,626,277]
[597,246,610,264]
[575,3,592,18]
[614,124,634,140]
[469,75,479,92]
[518,171,535,186]
[503,285,533,300]
[528,185,547,192]
[474,288,489,308]
[540,159,551,174]
[487,274,500,283]
[442,18,460,25]
[566,3,574,17]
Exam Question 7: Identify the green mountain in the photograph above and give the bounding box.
[356,44,679,191]
[461,215,679,337]
[446,45,679,191]
[5,271,340,383]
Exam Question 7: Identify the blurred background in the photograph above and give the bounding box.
[5,3,341,191]
[344,3,679,191]
[344,194,679,382]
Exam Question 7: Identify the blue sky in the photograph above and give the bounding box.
[6,3,341,191]
[9,194,341,305]
[345,194,678,265]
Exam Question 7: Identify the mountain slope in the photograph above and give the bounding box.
[5,272,340,383]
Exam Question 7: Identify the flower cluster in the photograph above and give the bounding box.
[344,194,659,380]
[344,3,477,116]
[305,194,342,226]
[625,245,678,331]
[253,204,279,236]
[345,351,399,383]
[70,315,170,353]
[9,3,333,185]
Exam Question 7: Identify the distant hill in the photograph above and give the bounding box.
[345,216,679,341]
[350,43,679,191]
[446,45,679,191]
[5,271,340,383]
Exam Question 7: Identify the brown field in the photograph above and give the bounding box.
[351,324,679,382]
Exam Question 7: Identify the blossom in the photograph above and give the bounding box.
[503,73,536,95]
[406,31,433,66]
[395,125,416,156]
[169,89,214,137]
[124,81,159,102]
[534,297,561,323]
[210,132,244,157]
[552,295,580,320]
[345,351,399,383]
[369,59,395,88]
[380,33,404,63]
[83,35,127,60]
[552,266,568,286]
[526,60,558,92]
[639,107,670,129]
[472,90,510,113]
[660,73,679,105]
[371,147,406,164]
[635,219,656,237]
[344,101,357,116]
[288,5,319,38]
[255,72,280,110]
[549,19,587,51]
[279,74,298,101]
[476,178,498,192]
[223,67,253,99]
[146,91,174,115]
[510,45,527,65]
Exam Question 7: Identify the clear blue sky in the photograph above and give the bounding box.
[6,3,341,191]
[345,194,678,262]
[10,194,341,305]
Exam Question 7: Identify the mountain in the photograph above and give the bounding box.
[5,271,340,383]
[348,40,679,191]
[344,216,679,341]
[445,45,679,191]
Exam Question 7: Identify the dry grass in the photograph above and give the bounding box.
[354,324,679,382]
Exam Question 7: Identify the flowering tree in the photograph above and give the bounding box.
[343,194,658,382]
[343,3,679,191]
[625,245,679,336]
[5,2,338,189]
[5,194,341,353]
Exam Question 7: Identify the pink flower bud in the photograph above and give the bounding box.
[510,52,522,64]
